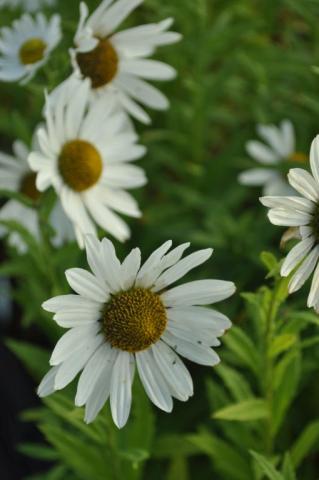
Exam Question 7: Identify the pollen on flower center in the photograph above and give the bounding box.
[58,140,103,192]
[19,37,47,65]
[20,172,41,201]
[76,38,118,89]
[102,288,167,353]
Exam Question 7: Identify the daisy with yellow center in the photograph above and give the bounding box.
[0,13,61,84]
[28,77,147,247]
[38,236,235,428]
[70,0,181,124]
[0,135,74,253]
[238,120,308,196]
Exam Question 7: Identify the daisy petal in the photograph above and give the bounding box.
[110,351,135,429]
[162,280,236,307]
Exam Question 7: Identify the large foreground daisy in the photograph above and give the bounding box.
[0,137,73,253]
[0,13,61,83]
[260,135,319,311]
[29,77,146,247]
[38,237,235,428]
[70,0,181,124]
[239,120,307,196]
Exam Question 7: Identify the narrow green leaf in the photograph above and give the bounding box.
[223,326,260,376]
[281,453,297,480]
[269,334,297,358]
[291,420,319,468]
[213,398,268,421]
[6,339,49,380]
[250,451,284,480]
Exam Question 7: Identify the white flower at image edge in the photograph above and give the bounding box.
[0,0,56,12]
[0,136,74,253]
[38,237,236,428]
[0,13,61,84]
[28,76,147,247]
[260,135,319,311]
[70,0,181,124]
[239,120,307,196]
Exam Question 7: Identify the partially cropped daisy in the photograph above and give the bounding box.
[260,135,319,311]
[29,77,146,247]
[0,136,74,253]
[0,13,61,84]
[239,120,307,196]
[0,0,56,11]
[38,237,235,428]
[70,0,181,124]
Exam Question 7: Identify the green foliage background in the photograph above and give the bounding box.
[1,0,319,479]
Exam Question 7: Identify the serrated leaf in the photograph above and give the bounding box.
[213,398,268,421]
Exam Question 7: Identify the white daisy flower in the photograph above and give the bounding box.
[260,135,319,311]
[70,0,181,124]
[38,236,235,428]
[28,76,147,247]
[0,13,61,84]
[239,120,308,196]
[0,0,56,12]
[0,136,74,253]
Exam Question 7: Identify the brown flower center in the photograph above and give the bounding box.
[76,38,118,89]
[20,172,41,201]
[58,140,103,192]
[19,37,47,65]
[102,288,167,353]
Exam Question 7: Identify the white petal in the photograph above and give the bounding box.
[167,306,232,332]
[288,246,319,293]
[267,208,311,227]
[162,331,220,366]
[120,59,176,81]
[121,247,141,289]
[54,334,104,390]
[100,237,123,292]
[94,0,143,37]
[246,141,278,164]
[53,309,101,328]
[50,323,99,366]
[37,366,59,397]
[281,236,315,277]
[110,351,135,429]
[135,240,172,288]
[310,135,319,184]
[84,347,119,423]
[308,260,319,307]
[42,294,100,313]
[152,341,193,401]
[238,168,277,186]
[260,196,313,213]
[65,268,109,302]
[84,235,105,282]
[153,248,213,292]
[288,168,319,202]
[136,348,173,411]
[162,280,236,307]
[75,342,113,406]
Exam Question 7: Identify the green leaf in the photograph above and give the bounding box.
[189,429,252,480]
[0,188,35,208]
[250,451,284,480]
[291,420,319,468]
[260,251,280,277]
[223,326,260,376]
[6,339,49,380]
[269,334,297,358]
[281,453,297,480]
[40,423,112,480]
[153,434,201,459]
[18,442,59,461]
[215,364,253,402]
[167,456,189,480]
[213,398,269,421]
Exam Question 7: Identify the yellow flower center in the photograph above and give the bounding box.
[76,38,118,89]
[20,172,41,201]
[19,37,47,65]
[58,140,103,192]
[289,151,308,163]
[102,288,167,353]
